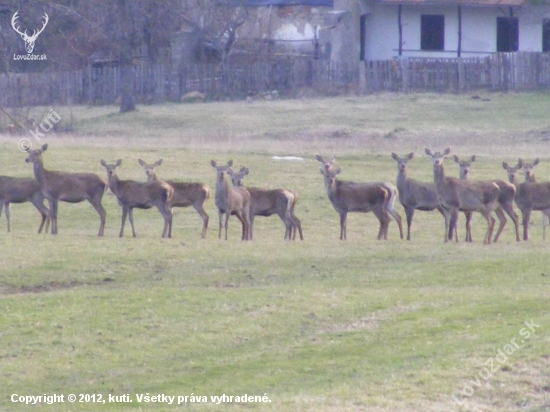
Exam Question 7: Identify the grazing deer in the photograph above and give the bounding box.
[0,176,50,233]
[316,155,403,239]
[138,159,210,238]
[425,148,499,244]
[391,152,445,241]
[227,167,303,241]
[503,159,550,241]
[454,155,519,243]
[101,160,173,238]
[25,144,107,236]
[316,156,390,240]
[211,160,251,240]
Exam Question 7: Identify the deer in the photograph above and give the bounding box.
[211,160,251,241]
[25,144,107,236]
[227,166,303,241]
[454,155,519,243]
[521,158,550,240]
[391,153,445,241]
[316,155,403,240]
[0,176,50,233]
[425,148,499,244]
[316,156,391,240]
[100,160,173,238]
[11,11,49,54]
[502,159,550,241]
[138,159,210,238]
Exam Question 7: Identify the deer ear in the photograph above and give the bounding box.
[138,159,146,167]
[424,148,433,156]
[391,153,399,160]
[453,155,460,163]
[471,155,476,163]
[42,143,48,151]
[243,168,249,175]
[100,159,107,167]
[407,152,414,160]
[154,159,163,167]
[227,159,233,167]
[319,167,326,175]
[444,147,451,155]
[502,162,509,169]
[211,160,217,168]
[315,154,324,163]
[115,159,122,167]
[534,158,540,166]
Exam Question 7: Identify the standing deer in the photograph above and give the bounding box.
[227,167,303,241]
[211,160,251,241]
[101,160,173,238]
[425,148,499,244]
[454,155,519,243]
[138,159,210,238]
[316,156,390,240]
[521,158,550,240]
[503,159,550,241]
[316,155,403,239]
[0,176,50,233]
[391,152,445,241]
[25,144,107,236]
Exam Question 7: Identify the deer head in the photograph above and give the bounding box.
[391,152,414,172]
[138,159,162,180]
[12,11,49,54]
[228,167,249,187]
[453,155,476,179]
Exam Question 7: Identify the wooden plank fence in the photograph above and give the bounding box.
[0,52,549,107]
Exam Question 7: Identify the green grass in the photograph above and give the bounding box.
[1,93,550,411]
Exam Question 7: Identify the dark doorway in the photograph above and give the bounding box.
[421,15,444,51]
[543,19,550,52]
[497,17,519,52]
[360,14,367,60]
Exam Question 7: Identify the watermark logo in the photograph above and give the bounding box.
[11,11,48,60]
[17,109,61,152]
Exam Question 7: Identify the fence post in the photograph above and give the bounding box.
[400,58,409,93]
[358,61,366,94]
[457,57,465,93]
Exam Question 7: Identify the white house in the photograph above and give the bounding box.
[329,0,550,62]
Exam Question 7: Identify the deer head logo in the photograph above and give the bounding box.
[11,11,49,54]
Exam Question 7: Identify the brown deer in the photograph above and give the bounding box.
[101,160,173,238]
[503,159,550,241]
[521,158,550,240]
[211,160,251,240]
[25,144,107,236]
[0,176,50,233]
[454,155,519,243]
[425,148,499,244]
[227,167,303,241]
[316,156,390,240]
[138,159,210,238]
[391,152,445,241]
[316,155,403,239]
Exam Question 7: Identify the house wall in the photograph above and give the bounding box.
[362,2,548,60]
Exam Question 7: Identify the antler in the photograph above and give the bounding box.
[11,11,26,37]
[28,13,49,41]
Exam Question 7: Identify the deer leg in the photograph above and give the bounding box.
[235,213,246,240]
[224,212,230,240]
[218,210,223,239]
[5,203,10,233]
[31,196,49,234]
[388,208,404,240]
[339,212,347,240]
[292,212,303,241]
[404,206,414,241]
[499,202,519,242]
[492,207,507,243]
[243,207,251,241]
[51,200,59,235]
[522,208,531,241]
[89,197,107,237]
[542,210,550,241]
[120,206,128,237]
[480,210,494,245]
[193,204,209,238]
[161,205,173,239]
[128,207,137,237]
[464,211,473,242]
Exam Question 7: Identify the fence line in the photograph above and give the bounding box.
[1,52,549,107]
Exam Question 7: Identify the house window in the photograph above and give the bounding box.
[497,17,519,52]
[421,15,444,51]
[543,19,550,52]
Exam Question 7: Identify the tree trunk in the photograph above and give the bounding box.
[118,0,136,113]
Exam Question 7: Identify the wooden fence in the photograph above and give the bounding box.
[0,52,549,107]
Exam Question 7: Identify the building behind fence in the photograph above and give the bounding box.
[1,52,549,107]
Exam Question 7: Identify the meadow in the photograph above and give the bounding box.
[0,93,549,411]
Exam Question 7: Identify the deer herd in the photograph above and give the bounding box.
[1,143,549,244]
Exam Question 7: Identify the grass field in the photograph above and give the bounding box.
[1,93,549,411]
